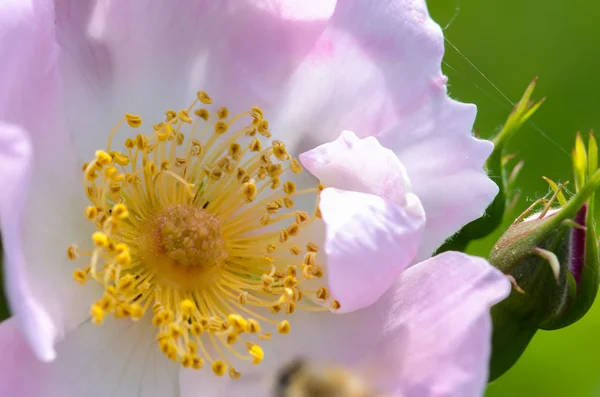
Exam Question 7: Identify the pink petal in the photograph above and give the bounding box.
[381,252,510,396]
[378,94,498,260]
[205,252,508,397]
[300,130,414,207]
[0,0,98,361]
[0,317,178,397]
[0,318,44,397]
[0,124,55,361]
[319,188,424,312]
[53,0,336,159]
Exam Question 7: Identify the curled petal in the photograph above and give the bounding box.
[320,188,424,312]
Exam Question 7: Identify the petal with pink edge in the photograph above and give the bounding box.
[53,0,336,159]
[0,317,178,397]
[378,252,510,396]
[378,91,498,261]
[212,252,509,397]
[319,188,424,312]
[300,130,414,207]
[0,0,99,362]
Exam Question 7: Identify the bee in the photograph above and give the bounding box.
[272,357,389,397]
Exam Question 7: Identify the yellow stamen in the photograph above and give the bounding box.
[70,91,337,379]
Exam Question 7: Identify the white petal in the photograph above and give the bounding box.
[0,316,179,397]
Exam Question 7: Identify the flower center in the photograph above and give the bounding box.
[138,205,226,290]
[67,91,339,379]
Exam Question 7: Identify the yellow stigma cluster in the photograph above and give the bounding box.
[68,91,339,378]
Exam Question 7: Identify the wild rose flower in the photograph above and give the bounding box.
[0,1,509,396]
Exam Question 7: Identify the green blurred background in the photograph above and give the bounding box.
[0,1,598,395]
[428,0,600,396]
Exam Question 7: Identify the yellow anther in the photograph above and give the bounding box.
[81,162,89,172]
[145,160,157,175]
[259,214,270,225]
[249,138,261,153]
[247,319,261,334]
[270,177,281,190]
[191,108,208,122]
[217,106,229,119]
[283,181,296,195]
[181,354,193,368]
[242,180,257,202]
[259,333,272,341]
[247,343,264,364]
[270,304,281,314]
[125,113,142,128]
[190,323,203,336]
[192,357,204,370]
[161,160,171,170]
[157,123,173,141]
[85,169,99,182]
[73,269,87,284]
[214,121,228,134]
[272,141,290,161]
[124,138,135,149]
[290,159,303,173]
[287,223,299,236]
[307,242,319,252]
[331,300,341,310]
[289,245,302,256]
[258,120,270,137]
[161,310,175,324]
[229,368,242,380]
[227,314,248,334]
[91,304,105,325]
[92,232,109,247]
[312,267,324,278]
[67,245,79,260]
[180,299,195,316]
[95,150,113,166]
[197,91,213,104]
[266,202,280,214]
[238,291,248,305]
[295,211,310,224]
[226,332,238,345]
[228,143,242,159]
[178,109,193,124]
[261,274,274,286]
[187,341,198,355]
[251,106,264,120]
[316,287,329,300]
[130,303,144,320]
[165,110,177,121]
[114,243,129,255]
[111,152,130,166]
[283,276,297,288]
[315,206,322,218]
[286,302,296,314]
[135,134,148,150]
[116,274,135,293]
[277,320,291,334]
[98,295,115,311]
[283,197,294,208]
[116,251,131,266]
[279,229,289,243]
[304,252,317,266]
[169,323,184,339]
[112,203,128,219]
[212,360,227,377]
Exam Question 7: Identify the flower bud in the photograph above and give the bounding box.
[489,131,600,380]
